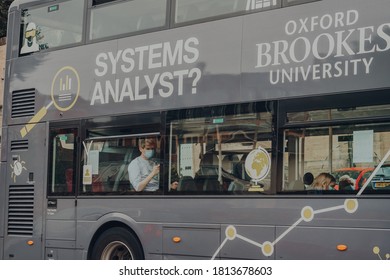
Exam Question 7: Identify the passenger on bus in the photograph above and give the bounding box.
[310,172,336,191]
[338,175,355,191]
[128,138,178,192]
[194,152,221,191]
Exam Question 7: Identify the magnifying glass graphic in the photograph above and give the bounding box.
[20,66,80,138]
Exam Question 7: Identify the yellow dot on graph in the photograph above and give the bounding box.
[373,246,380,255]
[344,199,358,213]
[301,206,314,222]
[225,226,236,240]
[262,241,274,257]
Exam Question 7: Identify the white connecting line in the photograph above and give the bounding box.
[211,149,390,259]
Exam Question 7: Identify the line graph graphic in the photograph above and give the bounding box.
[211,149,390,260]
[373,246,390,260]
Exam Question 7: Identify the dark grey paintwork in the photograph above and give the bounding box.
[1,0,390,260]
[3,0,390,126]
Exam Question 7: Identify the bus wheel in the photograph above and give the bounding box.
[91,227,144,260]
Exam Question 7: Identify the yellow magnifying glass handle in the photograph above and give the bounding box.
[20,106,48,138]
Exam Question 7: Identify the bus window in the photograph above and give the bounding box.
[80,135,164,194]
[174,0,281,24]
[168,105,273,194]
[282,0,321,7]
[282,105,390,193]
[48,128,78,196]
[20,0,84,55]
[89,0,167,40]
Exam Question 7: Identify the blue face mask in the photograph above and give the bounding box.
[144,149,155,159]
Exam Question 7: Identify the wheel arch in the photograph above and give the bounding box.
[86,217,145,260]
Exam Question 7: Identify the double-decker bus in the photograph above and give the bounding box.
[1,0,390,260]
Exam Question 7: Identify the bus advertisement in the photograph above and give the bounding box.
[0,0,390,260]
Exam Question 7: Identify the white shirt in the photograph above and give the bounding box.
[128,156,159,191]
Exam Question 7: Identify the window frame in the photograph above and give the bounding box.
[18,0,87,56]
[79,132,163,195]
[86,0,171,43]
[277,90,390,195]
[15,0,325,56]
[166,102,277,195]
[78,112,166,196]
[171,0,282,27]
[47,124,80,197]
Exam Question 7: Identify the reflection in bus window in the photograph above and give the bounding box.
[174,0,281,24]
[287,105,390,123]
[89,0,167,40]
[168,106,273,194]
[48,128,78,195]
[20,0,84,55]
[80,136,163,194]
[282,110,390,193]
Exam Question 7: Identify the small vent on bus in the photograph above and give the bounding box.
[10,140,29,151]
[7,185,34,236]
[11,89,36,118]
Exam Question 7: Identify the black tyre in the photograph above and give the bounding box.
[90,227,144,260]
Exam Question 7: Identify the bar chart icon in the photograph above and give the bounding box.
[21,66,80,138]
[59,75,73,102]
[51,66,80,112]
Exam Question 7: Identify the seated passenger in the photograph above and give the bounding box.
[309,172,336,191]
[196,152,219,176]
[128,138,178,192]
[194,152,221,191]
[338,175,355,191]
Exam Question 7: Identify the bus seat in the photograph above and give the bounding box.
[177,176,197,191]
[65,168,73,192]
[197,152,219,176]
[194,152,222,191]
[228,180,245,192]
[288,172,314,191]
[194,174,221,192]
[202,176,221,192]
[222,154,239,173]
[289,179,304,191]
[113,148,138,191]
[92,175,104,192]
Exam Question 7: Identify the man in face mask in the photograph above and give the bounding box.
[128,138,160,192]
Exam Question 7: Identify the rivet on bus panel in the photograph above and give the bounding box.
[27,240,34,246]
[336,244,347,251]
[172,237,181,243]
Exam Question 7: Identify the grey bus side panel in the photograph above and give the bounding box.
[0,162,5,260]
[3,123,46,259]
[5,0,390,128]
[74,197,390,260]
